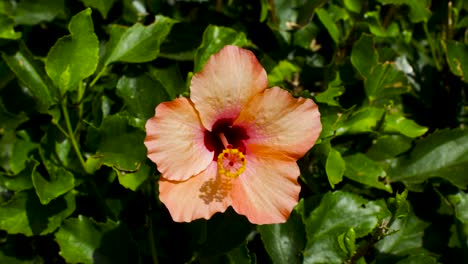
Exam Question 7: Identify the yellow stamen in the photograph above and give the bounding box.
[217,148,247,178]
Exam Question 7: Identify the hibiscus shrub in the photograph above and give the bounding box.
[1,0,468,263]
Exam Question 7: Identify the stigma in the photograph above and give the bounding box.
[217,144,247,178]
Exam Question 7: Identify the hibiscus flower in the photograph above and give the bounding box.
[145,45,321,224]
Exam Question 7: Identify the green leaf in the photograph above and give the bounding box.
[79,0,116,19]
[13,0,65,25]
[2,44,56,112]
[292,23,320,50]
[226,243,251,264]
[0,14,21,39]
[336,107,385,136]
[103,15,176,65]
[32,164,74,205]
[366,135,413,160]
[364,63,411,101]
[387,189,410,219]
[10,137,38,174]
[344,153,393,193]
[376,0,431,23]
[344,0,362,13]
[337,228,356,257]
[303,191,391,264]
[375,211,429,256]
[258,210,305,264]
[351,34,378,77]
[148,64,186,99]
[395,255,437,264]
[116,163,151,191]
[116,73,169,121]
[315,74,345,106]
[46,8,99,95]
[316,8,339,44]
[383,113,428,138]
[446,41,468,82]
[388,128,468,188]
[193,25,251,72]
[326,148,345,188]
[55,215,138,264]
[90,114,147,171]
[0,159,36,191]
[0,190,76,236]
[448,192,468,224]
[268,60,300,87]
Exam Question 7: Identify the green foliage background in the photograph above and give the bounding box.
[1,0,468,263]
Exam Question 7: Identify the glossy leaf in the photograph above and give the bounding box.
[375,211,429,256]
[10,137,38,175]
[268,60,300,87]
[376,0,431,23]
[193,25,251,72]
[448,192,468,224]
[315,74,345,106]
[383,113,428,138]
[0,190,75,236]
[2,44,56,112]
[0,14,21,39]
[388,128,468,188]
[148,64,186,99]
[316,8,339,44]
[103,15,176,65]
[90,114,147,171]
[0,159,36,191]
[258,210,305,264]
[32,164,74,205]
[303,191,391,264]
[55,215,138,264]
[366,135,413,161]
[364,62,411,101]
[116,163,151,191]
[344,153,393,193]
[13,0,64,25]
[116,73,169,121]
[336,107,385,136]
[79,0,116,19]
[351,34,378,77]
[326,148,345,188]
[46,8,99,95]
[446,41,468,83]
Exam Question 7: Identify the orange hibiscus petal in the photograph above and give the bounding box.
[234,87,321,160]
[145,97,213,181]
[159,162,232,222]
[230,156,301,224]
[190,45,268,130]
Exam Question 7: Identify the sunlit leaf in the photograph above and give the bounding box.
[79,0,116,19]
[326,148,345,188]
[336,107,384,136]
[116,163,152,191]
[103,15,176,65]
[315,74,345,106]
[383,113,428,138]
[0,14,21,39]
[194,25,251,72]
[268,60,300,87]
[46,8,99,95]
[366,135,413,160]
[316,8,339,44]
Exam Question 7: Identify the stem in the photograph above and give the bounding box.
[423,22,442,71]
[61,100,87,173]
[89,66,107,89]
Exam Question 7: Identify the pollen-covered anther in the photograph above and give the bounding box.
[217,148,247,178]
